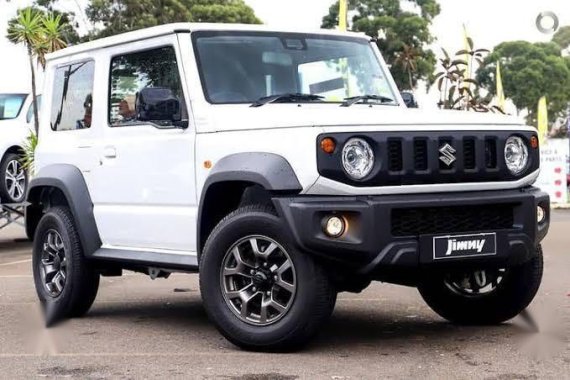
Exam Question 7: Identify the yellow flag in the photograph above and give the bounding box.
[537,96,548,143]
[339,0,348,31]
[496,61,506,111]
[463,24,471,82]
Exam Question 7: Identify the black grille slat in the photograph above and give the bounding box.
[413,138,428,171]
[391,204,514,237]
[463,138,476,169]
[485,138,497,169]
[387,139,403,172]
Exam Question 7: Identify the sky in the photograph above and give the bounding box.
[0,0,569,108]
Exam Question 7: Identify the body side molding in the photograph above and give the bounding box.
[203,152,303,192]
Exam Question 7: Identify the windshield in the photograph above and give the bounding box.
[192,32,397,105]
[0,94,27,120]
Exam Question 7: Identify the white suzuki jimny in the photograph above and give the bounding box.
[27,23,549,351]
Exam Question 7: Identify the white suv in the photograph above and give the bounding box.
[27,23,549,351]
[0,93,38,204]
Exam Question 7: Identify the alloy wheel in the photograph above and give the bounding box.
[220,235,297,326]
[39,229,68,297]
[5,159,26,202]
[444,268,507,297]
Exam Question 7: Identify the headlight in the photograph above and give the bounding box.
[342,138,374,180]
[504,136,529,175]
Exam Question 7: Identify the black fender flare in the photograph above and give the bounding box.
[26,164,102,256]
[197,152,302,255]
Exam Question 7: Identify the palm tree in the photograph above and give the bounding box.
[39,13,67,68]
[7,7,44,134]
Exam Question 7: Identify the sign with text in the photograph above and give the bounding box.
[536,138,569,204]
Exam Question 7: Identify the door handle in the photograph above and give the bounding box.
[103,146,117,159]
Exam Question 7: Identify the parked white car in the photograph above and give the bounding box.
[0,93,38,204]
[27,23,549,351]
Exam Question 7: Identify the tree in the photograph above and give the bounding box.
[476,41,570,124]
[321,0,440,90]
[85,0,261,39]
[32,0,81,43]
[553,26,570,51]
[7,7,69,134]
[7,8,44,134]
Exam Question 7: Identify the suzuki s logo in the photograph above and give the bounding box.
[439,143,456,166]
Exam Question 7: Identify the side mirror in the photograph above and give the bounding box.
[401,92,418,108]
[136,87,182,126]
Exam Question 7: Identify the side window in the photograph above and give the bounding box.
[26,95,42,124]
[50,61,95,131]
[109,46,185,126]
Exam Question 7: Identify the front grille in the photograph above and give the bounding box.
[391,204,515,237]
[317,130,540,187]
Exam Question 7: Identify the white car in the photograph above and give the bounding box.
[26,23,549,351]
[0,93,38,204]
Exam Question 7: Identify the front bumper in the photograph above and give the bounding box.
[273,187,549,275]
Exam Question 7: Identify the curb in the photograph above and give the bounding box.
[552,203,570,209]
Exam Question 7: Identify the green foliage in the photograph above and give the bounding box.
[21,130,39,175]
[321,0,440,90]
[553,26,570,50]
[434,43,499,113]
[476,41,570,124]
[85,0,261,39]
[7,7,44,49]
[7,6,68,134]
[31,0,81,43]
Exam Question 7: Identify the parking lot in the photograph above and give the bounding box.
[0,212,568,379]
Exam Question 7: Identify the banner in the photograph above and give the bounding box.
[535,138,569,204]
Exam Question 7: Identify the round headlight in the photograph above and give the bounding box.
[504,136,529,175]
[342,138,375,180]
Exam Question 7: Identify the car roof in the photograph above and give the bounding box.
[46,23,370,61]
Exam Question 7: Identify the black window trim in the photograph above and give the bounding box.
[50,59,95,132]
[107,44,188,129]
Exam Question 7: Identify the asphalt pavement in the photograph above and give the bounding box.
[0,213,569,379]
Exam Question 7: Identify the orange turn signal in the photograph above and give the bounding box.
[530,136,539,149]
[204,160,212,169]
[320,137,336,154]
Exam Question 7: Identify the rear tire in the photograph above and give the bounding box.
[418,246,543,325]
[0,153,27,204]
[200,205,335,351]
[32,206,100,326]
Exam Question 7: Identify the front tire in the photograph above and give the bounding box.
[200,205,335,351]
[418,246,543,325]
[32,206,100,326]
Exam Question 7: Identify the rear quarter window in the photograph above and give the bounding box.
[50,61,95,131]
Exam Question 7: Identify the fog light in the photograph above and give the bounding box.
[537,206,546,223]
[323,216,346,238]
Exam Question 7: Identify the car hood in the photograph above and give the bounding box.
[195,104,529,133]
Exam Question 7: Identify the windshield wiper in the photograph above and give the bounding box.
[251,93,324,107]
[341,95,396,107]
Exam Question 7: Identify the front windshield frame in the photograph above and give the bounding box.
[191,31,399,106]
[0,94,28,120]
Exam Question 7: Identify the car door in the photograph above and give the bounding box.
[89,35,197,253]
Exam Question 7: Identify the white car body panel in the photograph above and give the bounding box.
[0,93,36,199]
[37,23,537,254]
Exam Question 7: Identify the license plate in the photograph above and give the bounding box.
[433,233,497,260]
